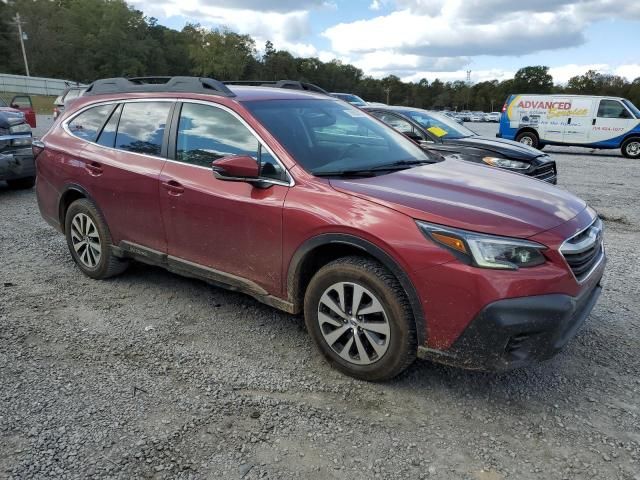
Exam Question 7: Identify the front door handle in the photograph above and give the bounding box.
[592,118,596,125]
[85,161,103,176]
[161,180,185,196]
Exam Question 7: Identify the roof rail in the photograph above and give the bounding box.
[224,80,329,95]
[83,76,236,97]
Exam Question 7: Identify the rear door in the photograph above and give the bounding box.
[589,99,637,146]
[159,101,289,294]
[10,95,36,128]
[72,100,172,253]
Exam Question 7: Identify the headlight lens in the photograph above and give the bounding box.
[482,156,529,170]
[9,123,32,134]
[417,221,546,270]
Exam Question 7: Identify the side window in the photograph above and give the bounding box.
[10,95,33,109]
[67,104,114,142]
[115,102,171,157]
[96,104,122,148]
[373,112,425,140]
[176,103,259,168]
[597,100,632,119]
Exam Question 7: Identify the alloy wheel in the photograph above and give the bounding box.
[317,282,390,365]
[520,136,533,146]
[626,141,640,157]
[70,213,102,268]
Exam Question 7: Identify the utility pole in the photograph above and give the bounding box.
[384,86,390,105]
[13,13,30,76]
[465,70,471,110]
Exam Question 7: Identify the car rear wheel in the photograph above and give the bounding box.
[304,256,417,381]
[6,176,35,189]
[65,199,128,279]
[621,137,640,159]
[515,131,539,149]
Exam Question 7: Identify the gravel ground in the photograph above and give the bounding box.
[1,121,639,480]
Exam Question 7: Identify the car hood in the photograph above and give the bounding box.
[445,135,544,160]
[330,159,586,238]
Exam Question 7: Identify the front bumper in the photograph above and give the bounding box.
[418,271,604,371]
[0,146,35,181]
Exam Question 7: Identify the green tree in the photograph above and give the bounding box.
[513,66,553,93]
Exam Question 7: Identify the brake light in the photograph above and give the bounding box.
[501,102,507,113]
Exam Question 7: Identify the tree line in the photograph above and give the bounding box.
[1,0,639,110]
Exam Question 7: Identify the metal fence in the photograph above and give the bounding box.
[0,73,84,96]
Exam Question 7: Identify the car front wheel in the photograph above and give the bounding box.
[516,131,539,149]
[304,256,417,381]
[64,199,128,279]
[622,137,640,159]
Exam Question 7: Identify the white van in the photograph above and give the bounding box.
[497,94,640,158]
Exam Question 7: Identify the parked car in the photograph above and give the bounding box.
[487,111,501,122]
[0,105,35,189]
[330,92,368,107]
[442,111,464,124]
[35,76,604,380]
[1,94,36,128]
[53,86,85,120]
[365,106,557,183]
[459,110,472,121]
[470,111,484,122]
[498,94,640,157]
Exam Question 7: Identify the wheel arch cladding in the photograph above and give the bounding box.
[287,233,427,346]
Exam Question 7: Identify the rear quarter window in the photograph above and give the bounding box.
[67,104,114,142]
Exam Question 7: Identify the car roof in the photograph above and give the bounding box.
[230,85,330,101]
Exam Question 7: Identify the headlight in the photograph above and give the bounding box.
[482,156,529,170]
[417,221,546,270]
[9,123,31,134]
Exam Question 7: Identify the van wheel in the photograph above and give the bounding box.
[6,176,35,189]
[64,199,128,279]
[621,137,640,158]
[516,131,539,149]
[304,256,417,381]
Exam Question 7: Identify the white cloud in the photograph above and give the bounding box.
[369,0,382,10]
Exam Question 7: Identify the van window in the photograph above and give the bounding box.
[597,100,632,119]
[115,102,171,157]
[68,104,114,142]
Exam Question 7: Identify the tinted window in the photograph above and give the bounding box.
[243,99,432,175]
[97,104,122,148]
[68,104,114,142]
[597,100,632,119]
[373,112,425,140]
[404,110,476,139]
[176,103,259,167]
[115,102,171,157]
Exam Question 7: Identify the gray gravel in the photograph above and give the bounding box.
[1,121,639,479]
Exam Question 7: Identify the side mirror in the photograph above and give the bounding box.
[212,155,259,182]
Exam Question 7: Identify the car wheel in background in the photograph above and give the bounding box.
[304,256,417,381]
[621,137,640,159]
[64,199,128,279]
[516,131,539,149]
[6,176,36,189]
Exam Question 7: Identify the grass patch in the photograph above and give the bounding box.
[0,92,57,115]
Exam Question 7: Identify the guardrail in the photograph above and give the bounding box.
[0,73,85,96]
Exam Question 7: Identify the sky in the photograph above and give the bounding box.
[128,0,640,85]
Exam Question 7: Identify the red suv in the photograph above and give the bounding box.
[35,77,605,380]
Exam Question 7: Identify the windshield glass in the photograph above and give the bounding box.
[402,110,476,139]
[333,93,367,107]
[243,99,433,175]
[623,99,640,118]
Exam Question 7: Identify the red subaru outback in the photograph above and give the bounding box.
[34,77,605,380]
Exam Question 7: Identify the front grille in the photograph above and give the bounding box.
[531,162,556,182]
[561,218,604,282]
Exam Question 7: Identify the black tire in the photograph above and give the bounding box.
[304,256,417,381]
[515,131,539,149]
[537,143,546,151]
[621,137,640,159]
[6,176,35,189]
[64,198,128,279]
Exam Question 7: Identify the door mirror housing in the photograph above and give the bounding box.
[212,155,259,182]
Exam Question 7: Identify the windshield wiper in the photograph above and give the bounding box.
[314,160,433,178]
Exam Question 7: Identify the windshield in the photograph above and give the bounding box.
[243,99,433,175]
[332,93,367,107]
[402,110,476,139]
[623,99,640,119]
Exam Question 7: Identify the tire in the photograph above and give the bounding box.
[64,199,128,279]
[6,176,35,189]
[515,131,539,149]
[621,137,640,159]
[304,256,417,381]
[537,144,546,151]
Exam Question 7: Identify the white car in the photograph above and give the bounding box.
[470,112,484,122]
[487,112,501,122]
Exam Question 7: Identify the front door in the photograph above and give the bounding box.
[159,101,290,294]
[589,99,638,146]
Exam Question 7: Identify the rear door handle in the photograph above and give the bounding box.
[85,161,103,176]
[161,180,184,196]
